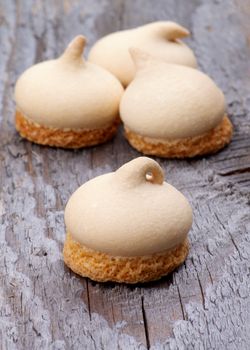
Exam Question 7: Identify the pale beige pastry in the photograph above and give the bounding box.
[88,21,197,86]
[63,157,192,283]
[120,49,233,158]
[14,35,124,148]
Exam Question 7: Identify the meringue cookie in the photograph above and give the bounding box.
[88,21,197,86]
[63,157,192,283]
[14,35,124,148]
[120,49,233,158]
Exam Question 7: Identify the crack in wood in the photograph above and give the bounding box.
[214,211,242,259]
[174,277,186,321]
[86,279,92,321]
[218,167,250,177]
[141,296,150,350]
[196,273,206,310]
[206,265,214,285]
[227,232,242,259]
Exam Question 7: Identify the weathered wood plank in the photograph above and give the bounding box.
[0,0,250,349]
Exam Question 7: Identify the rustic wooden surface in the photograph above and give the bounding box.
[0,0,250,349]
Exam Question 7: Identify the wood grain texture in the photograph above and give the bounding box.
[0,0,250,349]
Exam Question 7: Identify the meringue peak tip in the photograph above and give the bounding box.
[61,35,87,62]
[70,35,87,48]
[146,21,190,39]
[116,156,164,187]
[129,47,154,69]
[168,23,190,39]
[129,47,150,61]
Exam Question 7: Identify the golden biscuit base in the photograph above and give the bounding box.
[124,115,233,158]
[63,232,189,283]
[15,110,119,148]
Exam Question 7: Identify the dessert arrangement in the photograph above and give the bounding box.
[64,157,192,283]
[13,21,233,283]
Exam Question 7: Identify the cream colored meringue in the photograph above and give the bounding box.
[65,157,192,257]
[14,35,124,130]
[120,49,226,139]
[88,21,197,86]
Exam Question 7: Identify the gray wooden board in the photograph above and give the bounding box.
[0,0,250,349]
